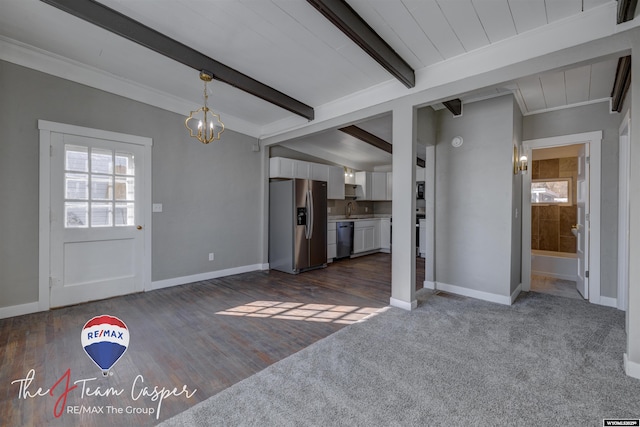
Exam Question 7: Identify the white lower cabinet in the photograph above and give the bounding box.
[379,218,390,252]
[353,220,379,254]
[327,221,337,262]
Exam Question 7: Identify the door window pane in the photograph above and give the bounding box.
[65,173,88,200]
[91,148,113,174]
[91,203,113,227]
[115,177,134,201]
[65,202,88,228]
[115,152,135,175]
[115,203,135,226]
[65,145,88,172]
[91,175,113,200]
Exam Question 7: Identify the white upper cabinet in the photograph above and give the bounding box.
[371,172,387,201]
[269,157,344,200]
[270,157,296,178]
[355,171,390,200]
[295,161,311,179]
[355,171,372,200]
[311,163,328,182]
[328,166,345,199]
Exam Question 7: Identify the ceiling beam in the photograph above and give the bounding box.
[611,55,631,113]
[307,0,415,88]
[40,0,314,121]
[442,99,463,116]
[339,125,425,167]
[340,125,392,154]
[617,0,638,24]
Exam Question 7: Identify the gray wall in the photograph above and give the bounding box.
[511,97,523,293]
[523,101,621,298]
[435,95,516,296]
[0,60,263,308]
[417,106,437,146]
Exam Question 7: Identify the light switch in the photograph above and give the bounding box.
[152,203,163,213]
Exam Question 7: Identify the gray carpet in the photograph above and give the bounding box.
[160,291,640,426]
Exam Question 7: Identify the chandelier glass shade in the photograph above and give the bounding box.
[185,71,225,144]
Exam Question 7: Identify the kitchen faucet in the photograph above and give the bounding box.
[346,202,353,218]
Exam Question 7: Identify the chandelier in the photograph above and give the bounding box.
[185,70,225,144]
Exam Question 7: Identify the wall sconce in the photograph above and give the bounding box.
[519,155,528,174]
[513,146,528,174]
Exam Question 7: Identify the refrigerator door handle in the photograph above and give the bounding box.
[304,190,311,239]
[308,190,314,239]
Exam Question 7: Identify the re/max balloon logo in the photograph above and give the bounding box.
[81,315,130,377]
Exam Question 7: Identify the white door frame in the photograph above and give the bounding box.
[521,131,602,304]
[38,120,152,311]
[618,110,631,313]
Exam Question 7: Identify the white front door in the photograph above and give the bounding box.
[576,144,589,299]
[49,133,147,307]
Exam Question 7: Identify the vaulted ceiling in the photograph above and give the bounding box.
[0,0,636,170]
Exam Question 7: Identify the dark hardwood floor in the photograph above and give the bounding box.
[0,253,425,426]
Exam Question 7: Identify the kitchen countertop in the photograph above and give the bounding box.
[328,215,391,222]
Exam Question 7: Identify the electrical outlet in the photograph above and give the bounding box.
[209,253,214,261]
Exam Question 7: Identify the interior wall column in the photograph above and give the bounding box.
[390,103,417,310]
[625,30,640,379]
[424,144,436,286]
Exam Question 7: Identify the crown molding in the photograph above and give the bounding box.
[0,35,262,138]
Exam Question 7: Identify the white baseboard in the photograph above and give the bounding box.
[434,282,512,305]
[624,353,640,380]
[423,280,436,290]
[389,297,417,311]
[0,301,41,319]
[598,296,617,308]
[511,283,522,304]
[148,263,266,291]
[1,263,269,319]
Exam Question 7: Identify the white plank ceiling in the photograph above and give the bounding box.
[0,0,621,169]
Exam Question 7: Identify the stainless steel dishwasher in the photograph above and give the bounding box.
[336,222,353,259]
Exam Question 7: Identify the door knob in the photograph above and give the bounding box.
[137,225,143,230]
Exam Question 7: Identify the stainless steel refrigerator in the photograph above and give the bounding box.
[269,179,327,274]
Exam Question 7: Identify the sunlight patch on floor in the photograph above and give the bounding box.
[216,301,389,324]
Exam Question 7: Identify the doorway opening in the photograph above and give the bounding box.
[522,131,602,305]
[529,144,584,300]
